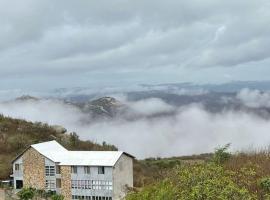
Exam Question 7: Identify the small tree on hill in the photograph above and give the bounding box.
[212,143,231,165]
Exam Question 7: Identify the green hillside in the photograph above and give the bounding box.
[127,146,270,200]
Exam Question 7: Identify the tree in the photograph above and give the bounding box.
[212,143,231,165]
[69,132,79,147]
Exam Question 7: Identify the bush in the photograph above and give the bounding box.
[212,143,231,165]
[260,177,270,192]
[18,188,35,200]
[51,194,64,200]
[126,163,255,200]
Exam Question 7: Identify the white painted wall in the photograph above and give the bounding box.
[13,156,23,189]
[113,155,133,200]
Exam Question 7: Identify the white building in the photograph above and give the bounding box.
[12,140,134,200]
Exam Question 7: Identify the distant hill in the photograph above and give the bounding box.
[13,95,125,120]
[12,90,270,121]
[74,96,125,119]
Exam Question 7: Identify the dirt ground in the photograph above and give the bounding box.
[0,189,5,200]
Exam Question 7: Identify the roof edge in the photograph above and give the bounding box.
[11,146,31,164]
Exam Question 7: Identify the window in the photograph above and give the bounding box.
[15,164,20,171]
[98,166,105,174]
[56,165,61,174]
[56,179,61,188]
[71,166,77,174]
[45,180,56,190]
[45,166,55,176]
[72,196,109,200]
[71,180,112,190]
[84,166,90,174]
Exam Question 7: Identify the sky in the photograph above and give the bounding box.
[1,0,270,92]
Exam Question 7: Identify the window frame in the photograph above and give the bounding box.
[15,164,20,171]
[56,178,61,188]
[98,166,105,174]
[71,166,78,174]
[84,166,90,174]
[45,166,55,176]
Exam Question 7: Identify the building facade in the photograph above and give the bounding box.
[12,141,134,200]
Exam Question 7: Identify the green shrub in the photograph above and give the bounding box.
[18,188,35,200]
[212,143,231,165]
[126,163,255,200]
[51,194,64,200]
[260,177,270,192]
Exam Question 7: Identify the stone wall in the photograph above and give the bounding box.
[61,166,72,200]
[22,147,45,189]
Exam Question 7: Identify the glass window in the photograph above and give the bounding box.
[45,180,56,190]
[15,164,20,171]
[71,166,77,174]
[45,166,55,176]
[98,166,105,174]
[84,166,90,174]
[56,179,61,188]
[56,165,61,174]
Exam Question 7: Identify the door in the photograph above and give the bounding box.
[16,180,23,189]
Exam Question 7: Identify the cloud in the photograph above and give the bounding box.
[0,99,87,126]
[237,88,270,108]
[0,0,270,89]
[126,98,174,116]
[1,97,270,158]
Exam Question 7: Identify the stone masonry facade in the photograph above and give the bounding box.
[22,147,46,189]
[61,166,72,200]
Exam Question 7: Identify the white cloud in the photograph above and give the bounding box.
[126,98,174,116]
[1,97,270,158]
[237,88,270,108]
[0,0,270,89]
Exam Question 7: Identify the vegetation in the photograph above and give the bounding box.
[212,143,231,165]
[51,194,64,200]
[18,188,35,200]
[133,153,212,187]
[16,187,60,199]
[127,145,270,200]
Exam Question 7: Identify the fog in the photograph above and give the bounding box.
[237,88,270,108]
[1,95,270,158]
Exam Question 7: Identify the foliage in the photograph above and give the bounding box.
[260,177,270,192]
[18,188,35,200]
[51,194,64,200]
[126,163,255,200]
[212,143,231,165]
[69,132,79,147]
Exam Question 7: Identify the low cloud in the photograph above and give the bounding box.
[237,88,270,108]
[0,99,86,126]
[1,97,270,158]
[125,98,174,116]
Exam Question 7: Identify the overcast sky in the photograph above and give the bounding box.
[1,0,270,92]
